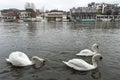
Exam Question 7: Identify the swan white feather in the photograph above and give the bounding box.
[63,54,102,71]
[76,44,99,56]
[6,51,45,66]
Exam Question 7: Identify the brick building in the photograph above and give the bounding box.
[1,9,20,22]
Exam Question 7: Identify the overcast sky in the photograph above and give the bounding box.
[0,0,119,11]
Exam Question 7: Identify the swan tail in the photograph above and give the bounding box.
[62,61,68,65]
[6,59,11,63]
[76,53,87,56]
[76,53,93,56]
[76,53,81,56]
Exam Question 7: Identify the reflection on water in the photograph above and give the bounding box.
[91,68,101,79]
[0,22,120,80]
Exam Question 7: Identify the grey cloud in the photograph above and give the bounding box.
[0,0,119,10]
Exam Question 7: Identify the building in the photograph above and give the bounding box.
[19,10,31,19]
[70,7,96,22]
[1,9,20,22]
[19,9,37,22]
[89,2,120,15]
[104,3,119,15]
[19,2,39,22]
[0,11,3,21]
[46,10,68,22]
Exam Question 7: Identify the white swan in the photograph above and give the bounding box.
[63,54,102,71]
[6,51,45,67]
[76,44,99,56]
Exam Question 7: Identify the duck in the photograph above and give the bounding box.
[6,51,45,67]
[76,44,99,56]
[63,54,102,71]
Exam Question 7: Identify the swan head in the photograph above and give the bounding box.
[92,53,103,68]
[92,44,99,49]
[99,56,103,61]
[31,56,46,65]
[41,59,46,65]
[93,53,103,61]
[92,44,99,52]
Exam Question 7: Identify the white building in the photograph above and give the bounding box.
[0,11,3,21]
[46,10,68,22]
[19,10,31,20]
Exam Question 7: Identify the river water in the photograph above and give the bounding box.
[0,21,120,80]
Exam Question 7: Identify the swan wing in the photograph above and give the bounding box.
[6,59,11,63]
[8,51,32,66]
[63,59,94,71]
[76,49,94,56]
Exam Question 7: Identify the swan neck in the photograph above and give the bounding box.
[92,45,98,52]
[31,57,35,64]
[92,56,97,68]
[31,56,45,64]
